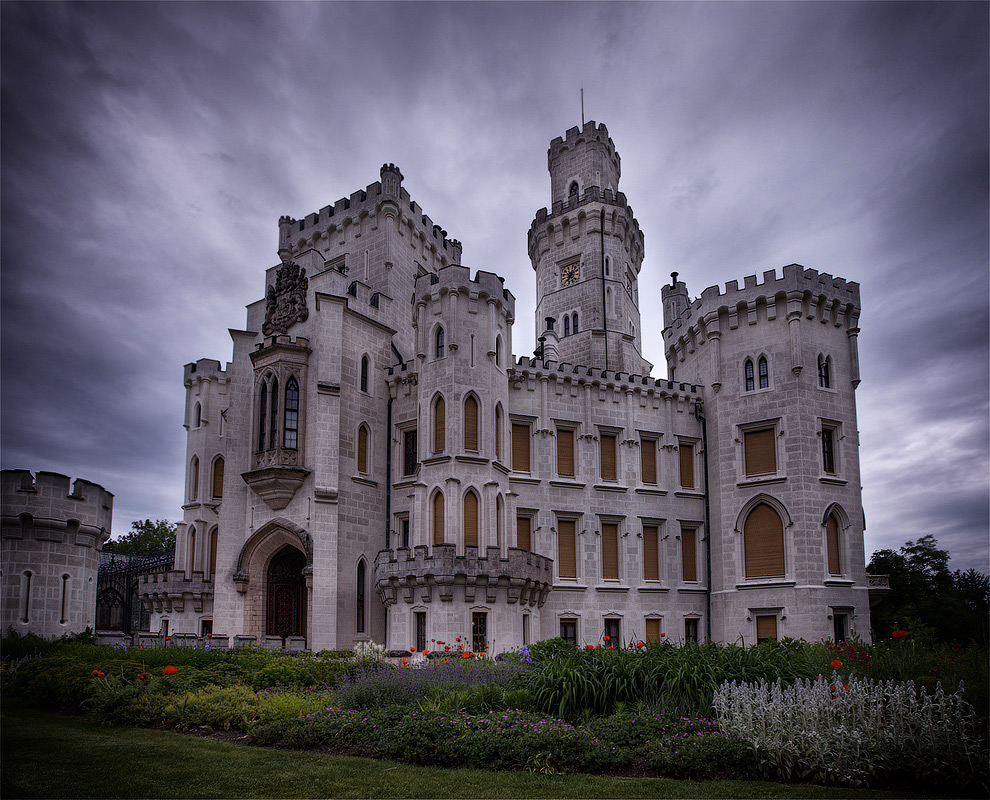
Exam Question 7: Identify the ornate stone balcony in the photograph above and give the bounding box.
[374,544,553,607]
[867,573,890,606]
[139,570,214,614]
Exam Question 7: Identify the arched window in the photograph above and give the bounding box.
[360,356,369,393]
[269,377,279,450]
[356,561,366,633]
[495,404,504,461]
[188,527,197,574]
[563,316,570,336]
[605,256,610,276]
[569,181,579,197]
[744,503,785,578]
[435,326,445,358]
[744,359,755,392]
[463,490,479,547]
[357,424,369,474]
[283,377,298,449]
[496,495,504,548]
[211,457,224,499]
[208,527,218,579]
[818,355,831,388]
[433,491,445,545]
[193,402,201,428]
[572,313,578,333]
[433,395,446,453]
[826,514,841,576]
[257,380,268,452]
[495,336,502,367]
[190,457,199,501]
[463,395,479,451]
[758,356,769,389]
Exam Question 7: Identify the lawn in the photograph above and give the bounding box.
[0,699,929,800]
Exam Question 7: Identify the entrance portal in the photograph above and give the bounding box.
[266,546,306,639]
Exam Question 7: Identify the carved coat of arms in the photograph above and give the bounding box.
[263,262,309,335]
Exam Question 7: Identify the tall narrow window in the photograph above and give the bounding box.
[512,423,531,472]
[522,614,530,645]
[433,396,446,453]
[557,520,576,579]
[744,428,777,476]
[646,618,662,643]
[681,527,697,582]
[572,313,578,333]
[402,429,418,476]
[744,503,785,578]
[435,327,445,358]
[193,402,202,427]
[283,377,298,449]
[212,457,225,499]
[758,356,769,389]
[557,427,575,477]
[209,528,218,579]
[257,380,268,451]
[818,355,831,388]
[190,457,200,501]
[600,433,617,481]
[678,441,695,489]
[833,613,848,643]
[563,316,570,336]
[495,405,504,461]
[744,359,755,391]
[602,522,619,580]
[685,618,699,643]
[60,574,69,625]
[821,427,836,474]
[463,396,479,451]
[826,514,841,576]
[356,561,366,633]
[21,571,32,623]
[401,518,410,549]
[472,612,488,653]
[643,525,660,581]
[560,617,577,644]
[269,377,279,450]
[463,490,479,548]
[360,356,369,393]
[357,425,369,474]
[756,615,778,643]
[432,491,445,545]
[605,256,611,276]
[188,527,197,574]
[641,438,657,484]
[496,495,504,548]
[495,336,502,367]
[604,618,620,644]
[569,181,579,197]
[415,612,426,651]
[516,515,531,551]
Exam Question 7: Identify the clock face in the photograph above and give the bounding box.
[561,263,580,287]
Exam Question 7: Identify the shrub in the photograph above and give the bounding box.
[648,733,759,780]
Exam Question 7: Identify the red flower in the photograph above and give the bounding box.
[637,641,645,647]
[456,637,461,642]
[137,673,148,681]
[400,658,408,666]
[91,670,105,678]
[461,652,471,659]
[422,649,430,656]
[162,665,178,675]
[660,633,666,637]
[444,646,450,651]
[843,684,849,691]
[602,635,610,642]
[891,630,908,639]
[586,645,594,650]
[409,646,417,652]
[831,660,843,669]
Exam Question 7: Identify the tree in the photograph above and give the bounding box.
[103,519,176,557]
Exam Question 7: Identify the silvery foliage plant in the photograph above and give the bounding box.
[713,672,985,791]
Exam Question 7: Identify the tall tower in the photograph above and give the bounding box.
[528,122,650,374]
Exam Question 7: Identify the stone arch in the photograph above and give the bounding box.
[235,517,312,577]
[821,502,851,530]
[733,493,792,533]
[462,487,480,548]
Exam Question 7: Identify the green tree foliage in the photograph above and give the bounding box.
[868,534,989,645]
[102,519,176,556]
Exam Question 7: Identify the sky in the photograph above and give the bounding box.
[2,2,987,572]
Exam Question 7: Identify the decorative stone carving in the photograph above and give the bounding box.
[263,262,309,335]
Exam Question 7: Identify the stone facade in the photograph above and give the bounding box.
[1,470,112,637]
[148,121,872,651]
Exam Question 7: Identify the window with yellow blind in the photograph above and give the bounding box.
[432,491,445,545]
[190,456,200,501]
[643,525,660,581]
[681,527,697,582]
[557,519,577,579]
[495,405,503,461]
[640,438,657,484]
[601,522,619,579]
[357,426,369,474]
[516,514,531,551]
[744,503,785,578]
[211,457,225,498]
[755,614,778,643]
[433,396,446,453]
[208,528,218,578]
[512,422,531,472]
[678,441,695,489]
[826,514,841,575]
[600,433,617,481]
[463,491,479,547]
[463,396,479,451]
[557,427,575,477]
[744,427,777,476]
[645,618,663,643]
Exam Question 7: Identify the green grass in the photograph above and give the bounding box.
[0,700,929,799]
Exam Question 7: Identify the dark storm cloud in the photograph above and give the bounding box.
[1,2,986,572]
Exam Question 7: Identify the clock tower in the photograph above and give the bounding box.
[528,121,650,373]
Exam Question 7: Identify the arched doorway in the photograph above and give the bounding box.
[266,546,306,639]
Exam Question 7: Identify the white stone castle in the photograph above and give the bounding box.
[145,122,871,652]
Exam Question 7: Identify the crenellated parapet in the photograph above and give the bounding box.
[548,121,621,205]
[139,569,213,615]
[1,470,113,545]
[511,357,700,398]
[374,544,553,607]
[413,264,514,312]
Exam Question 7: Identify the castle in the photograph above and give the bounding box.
[143,122,871,652]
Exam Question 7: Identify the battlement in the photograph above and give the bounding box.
[1,469,113,544]
[663,264,861,341]
[549,120,619,169]
[184,358,225,384]
[413,264,515,312]
[510,357,701,397]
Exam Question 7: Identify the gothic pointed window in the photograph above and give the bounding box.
[433,395,446,453]
[269,377,279,450]
[190,457,199,501]
[495,404,504,461]
[463,395,479,451]
[360,356,369,393]
[572,313,578,333]
[563,316,570,336]
[744,359,755,392]
[758,356,769,389]
[569,181,579,198]
[495,336,502,367]
[211,457,224,499]
[435,327,445,359]
[257,380,268,452]
[283,377,299,450]
[188,527,197,574]
[744,503,785,578]
[818,355,831,388]
[193,402,202,428]
[826,514,841,576]
[356,561,366,633]
[209,527,218,579]
[463,490,479,547]
[357,425,369,474]
[433,491,445,545]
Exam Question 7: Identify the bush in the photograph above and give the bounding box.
[648,733,759,780]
